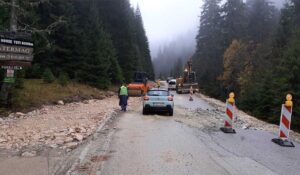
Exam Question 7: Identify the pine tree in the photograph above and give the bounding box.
[221,0,247,46]
[293,0,300,26]
[134,6,154,79]
[77,0,115,89]
[169,58,184,78]
[97,0,140,82]
[194,0,223,97]
[246,0,279,43]
[0,1,10,30]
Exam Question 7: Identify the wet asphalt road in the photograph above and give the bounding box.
[99,92,300,175]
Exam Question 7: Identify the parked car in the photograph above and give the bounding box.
[143,88,174,116]
[168,79,176,90]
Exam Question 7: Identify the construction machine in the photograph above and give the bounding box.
[128,72,152,96]
[176,60,199,94]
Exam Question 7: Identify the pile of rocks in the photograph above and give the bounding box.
[0,97,122,153]
[0,96,142,154]
[195,93,300,142]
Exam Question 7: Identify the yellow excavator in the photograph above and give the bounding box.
[176,60,199,94]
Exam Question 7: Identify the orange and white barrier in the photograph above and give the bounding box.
[279,105,292,139]
[272,94,295,147]
[221,92,236,133]
[225,101,234,128]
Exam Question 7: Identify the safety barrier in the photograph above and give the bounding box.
[220,92,236,134]
[272,94,295,147]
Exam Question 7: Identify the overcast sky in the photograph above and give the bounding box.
[129,0,286,57]
[130,0,203,57]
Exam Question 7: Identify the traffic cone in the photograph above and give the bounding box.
[220,92,236,134]
[189,96,193,101]
[272,94,295,147]
[189,86,194,101]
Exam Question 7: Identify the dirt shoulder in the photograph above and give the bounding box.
[0,95,141,156]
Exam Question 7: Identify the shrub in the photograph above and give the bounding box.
[58,72,69,86]
[15,69,25,89]
[42,68,55,83]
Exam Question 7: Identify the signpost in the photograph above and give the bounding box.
[0,0,34,106]
[0,32,33,105]
[0,36,34,65]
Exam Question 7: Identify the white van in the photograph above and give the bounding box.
[168,79,177,90]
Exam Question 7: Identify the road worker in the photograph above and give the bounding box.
[118,83,128,112]
[156,79,161,88]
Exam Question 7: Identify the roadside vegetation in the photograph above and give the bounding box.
[193,0,300,129]
[0,0,153,114]
[0,79,109,116]
[0,0,154,89]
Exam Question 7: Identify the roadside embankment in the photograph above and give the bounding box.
[0,79,112,116]
[175,93,300,143]
[0,80,141,155]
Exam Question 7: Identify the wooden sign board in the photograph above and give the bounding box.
[0,35,34,67]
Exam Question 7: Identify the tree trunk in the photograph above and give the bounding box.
[10,0,18,32]
[1,0,17,106]
[10,0,17,32]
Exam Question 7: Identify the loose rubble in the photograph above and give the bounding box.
[21,151,37,157]
[0,95,141,154]
[193,93,300,142]
[57,100,65,105]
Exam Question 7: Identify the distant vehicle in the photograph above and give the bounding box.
[167,77,174,83]
[143,88,174,116]
[176,60,199,94]
[168,79,176,90]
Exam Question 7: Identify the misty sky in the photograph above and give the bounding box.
[130,0,203,57]
[129,0,285,57]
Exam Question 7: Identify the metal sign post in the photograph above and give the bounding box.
[0,71,14,105]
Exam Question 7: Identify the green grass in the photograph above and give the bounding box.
[1,79,108,115]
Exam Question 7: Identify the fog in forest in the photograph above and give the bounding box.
[130,0,286,78]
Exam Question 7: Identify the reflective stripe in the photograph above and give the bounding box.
[279,105,292,139]
[280,121,290,138]
[225,102,234,128]
[120,86,128,96]
[282,105,292,121]
[225,121,232,127]
[227,102,234,114]
[225,115,232,126]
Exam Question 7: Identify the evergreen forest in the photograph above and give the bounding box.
[0,0,154,89]
[194,0,300,129]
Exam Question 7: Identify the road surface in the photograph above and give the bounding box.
[69,91,300,175]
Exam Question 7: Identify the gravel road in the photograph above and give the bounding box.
[69,92,300,175]
[2,88,300,175]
